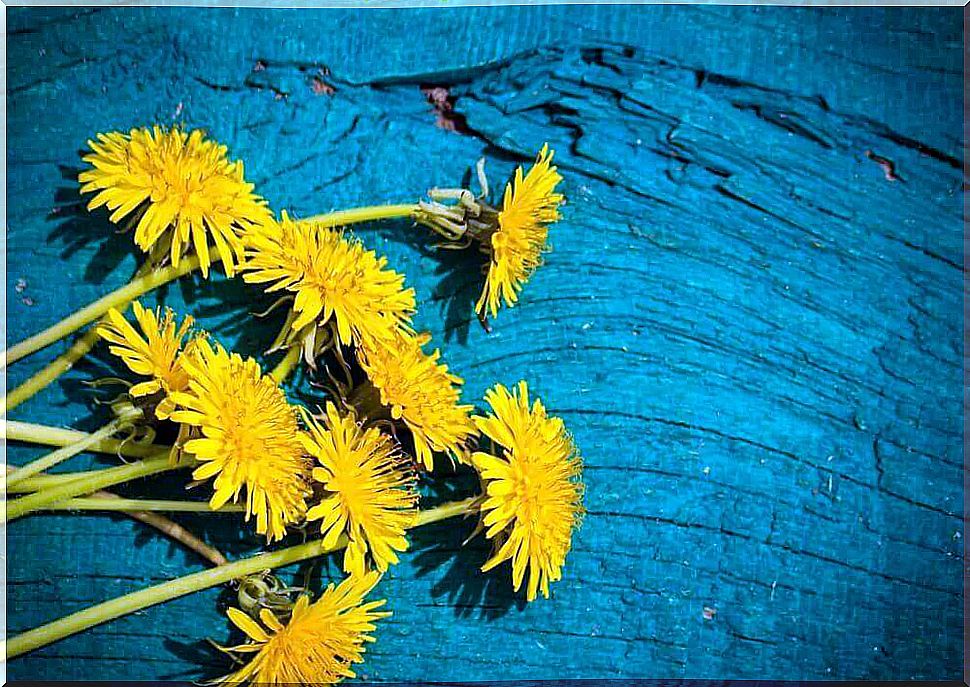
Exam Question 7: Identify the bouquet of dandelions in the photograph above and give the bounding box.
[2,126,585,683]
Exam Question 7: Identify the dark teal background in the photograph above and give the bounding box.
[5,5,964,681]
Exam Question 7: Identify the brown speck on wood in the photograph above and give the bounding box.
[311,76,336,96]
[865,150,901,182]
[424,86,451,110]
[421,85,471,134]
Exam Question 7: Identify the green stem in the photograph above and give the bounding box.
[6,496,480,659]
[301,203,417,227]
[2,257,182,370]
[2,258,200,413]
[4,469,111,493]
[40,497,245,513]
[5,410,142,488]
[2,204,419,414]
[412,497,480,527]
[269,345,302,384]
[4,466,228,567]
[4,454,178,522]
[5,419,170,459]
[4,327,98,412]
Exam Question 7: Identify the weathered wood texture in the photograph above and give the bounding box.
[5,6,964,681]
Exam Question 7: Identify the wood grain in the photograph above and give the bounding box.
[5,6,963,681]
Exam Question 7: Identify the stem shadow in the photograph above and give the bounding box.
[116,473,263,563]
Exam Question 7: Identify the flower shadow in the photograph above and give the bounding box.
[367,219,484,346]
[55,344,136,431]
[427,246,486,346]
[160,581,268,681]
[160,636,230,682]
[161,594,251,685]
[45,163,141,285]
[292,553,346,598]
[406,454,527,621]
[409,510,525,622]
[164,270,282,361]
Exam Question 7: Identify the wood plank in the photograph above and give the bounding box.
[6,5,963,681]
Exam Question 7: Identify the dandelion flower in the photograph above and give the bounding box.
[301,403,418,576]
[414,145,563,321]
[472,381,584,601]
[357,331,476,471]
[219,570,389,686]
[97,301,196,419]
[242,212,415,353]
[79,126,270,277]
[168,339,309,541]
[477,145,563,318]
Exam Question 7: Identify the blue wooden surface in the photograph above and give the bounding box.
[5,6,964,681]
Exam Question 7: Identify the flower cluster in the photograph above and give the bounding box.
[77,126,582,685]
[97,301,197,419]
[242,211,416,355]
[474,381,585,602]
[415,144,565,321]
[79,126,271,277]
[356,331,476,471]
[218,571,389,685]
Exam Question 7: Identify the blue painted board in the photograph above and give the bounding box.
[5,5,963,681]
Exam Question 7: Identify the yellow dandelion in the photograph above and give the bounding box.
[219,570,389,686]
[477,144,564,318]
[168,339,309,541]
[357,331,476,471]
[79,126,270,277]
[242,212,415,351]
[472,381,584,601]
[97,301,196,419]
[301,403,418,576]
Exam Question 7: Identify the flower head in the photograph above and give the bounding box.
[97,301,197,419]
[477,145,563,318]
[219,570,389,686]
[301,403,418,576]
[357,331,476,471]
[168,339,309,541]
[79,126,270,277]
[242,212,415,353]
[472,381,583,601]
